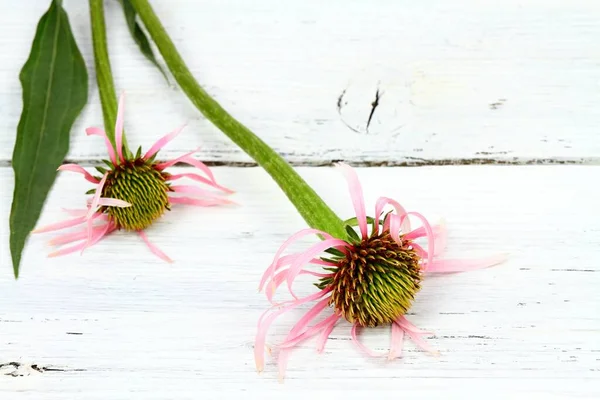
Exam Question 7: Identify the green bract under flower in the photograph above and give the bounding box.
[317,231,422,327]
[100,158,171,231]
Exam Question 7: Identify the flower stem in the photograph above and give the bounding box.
[128,0,347,239]
[89,0,129,153]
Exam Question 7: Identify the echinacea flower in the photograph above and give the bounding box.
[33,93,233,262]
[255,164,505,378]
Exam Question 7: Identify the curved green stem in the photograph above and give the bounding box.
[128,0,347,239]
[89,0,129,153]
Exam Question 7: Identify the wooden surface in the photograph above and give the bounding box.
[1,1,599,399]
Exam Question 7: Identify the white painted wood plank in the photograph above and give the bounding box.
[1,166,599,398]
[2,1,600,164]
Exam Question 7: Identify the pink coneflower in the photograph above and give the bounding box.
[33,93,233,262]
[255,164,505,378]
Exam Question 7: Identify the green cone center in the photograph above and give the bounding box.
[319,231,422,327]
[101,159,170,231]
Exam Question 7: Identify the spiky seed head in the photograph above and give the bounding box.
[318,231,422,327]
[101,158,170,231]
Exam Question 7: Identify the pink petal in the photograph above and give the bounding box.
[394,316,439,355]
[337,163,368,239]
[286,238,349,298]
[86,127,116,165]
[388,214,402,245]
[426,254,507,274]
[374,196,411,235]
[154,148,198,170]
[138,230,173,263]
[277,298,332,380]
[350,323,386,357]
[86,173,108,219]
[255,289,331,372]
[389,321,405,360]
[316,314,340,353]
[267,269,333,304]
[32,216,86,233]
[280,312,339,349]
[82,211,106,255]
[169,185,227,199]
[49,223,110,246]
[406,212,434,271]
[57,164,100,184]
[404,220,447,257]
[48,222,115,257]
[144,124,186,160]
[97,198,132,207]
[168,196,234,207]
[115,93,126,163]
[259,228,334,292]
[166,173,234,194]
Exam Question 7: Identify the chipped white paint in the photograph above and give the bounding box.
[1,1,600,164]
[1,166,599,398]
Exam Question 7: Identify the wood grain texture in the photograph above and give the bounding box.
[1,1,600,165]
[1,166,599,398]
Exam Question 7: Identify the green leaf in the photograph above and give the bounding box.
[119,0,168,82]
[9,0,88,278]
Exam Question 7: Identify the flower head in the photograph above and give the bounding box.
[255,164,505,379]
[34,93,233,261]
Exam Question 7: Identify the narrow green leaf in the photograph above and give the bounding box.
[119,0,169,82]
[9,0,88,278]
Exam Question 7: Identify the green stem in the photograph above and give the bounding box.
[89,0,129,153]
[129,0,347,239]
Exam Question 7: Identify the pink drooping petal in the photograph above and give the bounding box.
[57,164,100,184]
[115,93,125,163]
[280,312,339,350]
[168,196,233,207]
[374,196,411,235]
[277,298,332,380]
[426,254,507,274]
[406,212,434,271]
[290,298,331,338]
[138,230,173,263]
[260,228,335,292]
[337,163,368,239]
[32,216,86,234]
[166,173,234,194]
[267,269,333,304]
[154,148,198,170]
[316,314,340,353]
[286,238,349,298]
[48,223,110,246]
[404,220,447,257]
[389,321,405,360]
[388,214,402,245]
[394,316,434,335]
[48,222,114,258]
[143,124,186,160]
[394,316,439,355]
[351,323,386,357]
[411,242,427,259]
[86,127,116,165]
[169,185,227,199]
[97,198,132,207]
[86,173,108,220]
[156,151,233,193]
[82,211,107,255]
[255,289,331,372]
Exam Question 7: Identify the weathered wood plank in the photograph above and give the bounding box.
[1,1,599,164]
[1,166,598,398]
